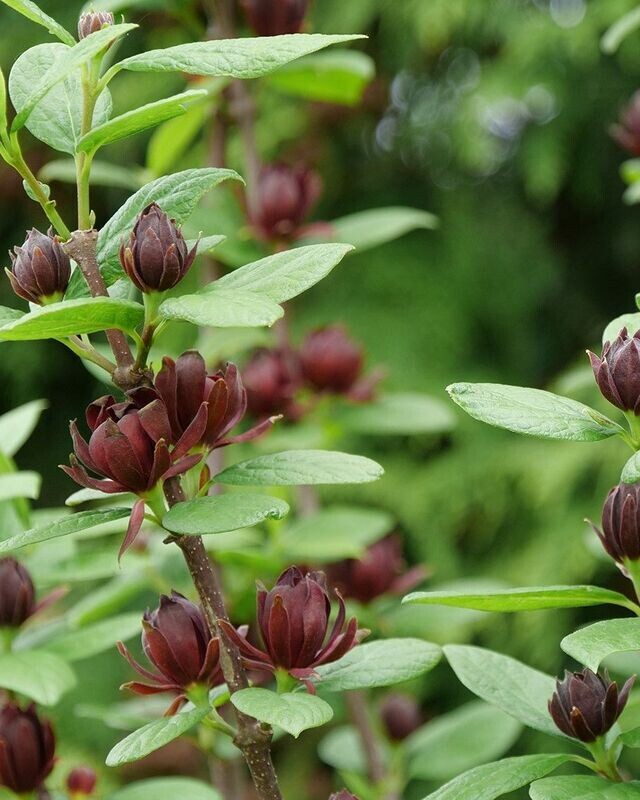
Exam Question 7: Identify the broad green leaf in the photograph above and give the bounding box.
[0,507,131,553]
[0,307,24,325]
[267,49,375,105]
[159,288,283,329]
[0,471,40,501]
[97,167,241,284]
[68,575,147,626]
[447,383,621,442]
[40,158,144,190]
[1,0,75,45]
[318,725,374,774]
[108,778,221,800]
[162,493,289,535]
[0,649,76,705]
[76,89,207,154]
[12,24,137,131]
[214,243,353,304]
[602,7,640,53]
[622,451,640,484]
[602,313,640,344]
[621,726,640,747]
[0,298,143,340]
[325,206,438,251]
[530,776,640,799]
[231,688,333,737]
[403,586,638,614]
[406,701,522,781]
[106,705,209,766]
[42,613,141,661]
[115,34,365,79]
[65,487,128,506]
[314,638,441,691]
[336,392,456,436]
[215,450,384,486]
[188,235,226,254]
[443,645,558,736]
[561,618,640,671]
[279,505,394,562]
[421,754,573,800]
[9,43,112,154]
[0,400,47,457]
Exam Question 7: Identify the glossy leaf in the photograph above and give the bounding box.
[530,776,640,799]
[561,618,640,671]
[0,399,47,457]
[1,0,75,45]
[42,613,141,661]
[0,471,41,501]
[159,288,283,329]
[328,206,438,251]
[162,493,289,535]
[231,688,333,737]
[0,649,76,705]
[336,392,456,436]
[108,778,221,800]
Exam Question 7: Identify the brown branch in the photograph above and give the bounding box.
[346,691,386,785]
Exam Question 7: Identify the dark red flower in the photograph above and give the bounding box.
[241,0,310,36]
[589,328,640,414]
[611,91,640,155]
[593,482,640,566]
[243,347,303,418]
[249,164,321,242]
[118,591,228,715]
[326,535,426,605]
[77,10,114,39]
[67,766,97,796]
[0,703,55,793]
[0,558,35,626]
[220,567,366,689]
[120,203,197,293]
[549,669,634,742]
[155,351,275,451]
[300,326,367,395]
[380,693,422,741]
[6,228,70,304]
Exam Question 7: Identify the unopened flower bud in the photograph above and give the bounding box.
[67,766,97,796]
[243,348,302,418]
[120,203,197,293]
[0,557,36,627]
[250,164,321,241]
[548,669,634,742]
[380,693,422,741]
[0,703,55,793]
[241,0,310,36]
[300,326,364,394]
[594,482,640,566]
[6,228,70,305]
[77,11,114,39]
[589,327,640,414]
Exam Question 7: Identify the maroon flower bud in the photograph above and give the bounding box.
[0,557,36,627]
[250,164,321,242]
[589,328,640,414]
[155,352,275,451]
[241,0,310,36]
[611,91,640,155]
[6,228,70,305]
[77,11,114,39]
[67,766,97,796]
[327,536,426,605]
[120,203,197,293]
[118,591,227,715]
[592,482,640,566]
[548,669,634,742]
[380,693,422,741]
[0,703,55,793]
[329,792,359,800]
[243,347,303,418]
[300,326,365,394]
[220,567,366,689]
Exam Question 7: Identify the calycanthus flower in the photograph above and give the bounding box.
[0,702,55,794]
[589,327,640,415]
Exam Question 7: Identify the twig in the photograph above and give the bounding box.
[346,691,386,785]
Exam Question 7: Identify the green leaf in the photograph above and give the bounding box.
[0,307,24,326]
[0,471,40,501]
[189,235,226,254]
[530,776,640,799]
[325,206,438,251]
[146,101,208,177]
[561,618,640,672]
[279,505,394,562]
[231,688,333,737]
[602,6,640,53]
[313,638,441,691]
[0,400,47,457]
[336,392,456,436]
[0,0,75,45]
[116,34,365,79]
[602,313,640,344]
[0,507,131,553]
[215,450,384,486]
[9,43,112,154]
[162,493,289,535]
[403,586,638,613]
[421,754,573,800]
[0,297,144,340]
[108,778,221,800]
[443,645,558,736]
[0,649,76,705]
[159,288,283,329]
[106,705,209,766]
[447,383,621,442]
[267,49,375,105]
[68,575,146,626]
[318,725,374,774]
[76,89,207,154]
[40,158,144,190]
[214,243,354,304]
[97,167,241,284]
[406,701,522,782]
[622,451,640,484]
[12,24,137,131]
[41,613,141,662]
